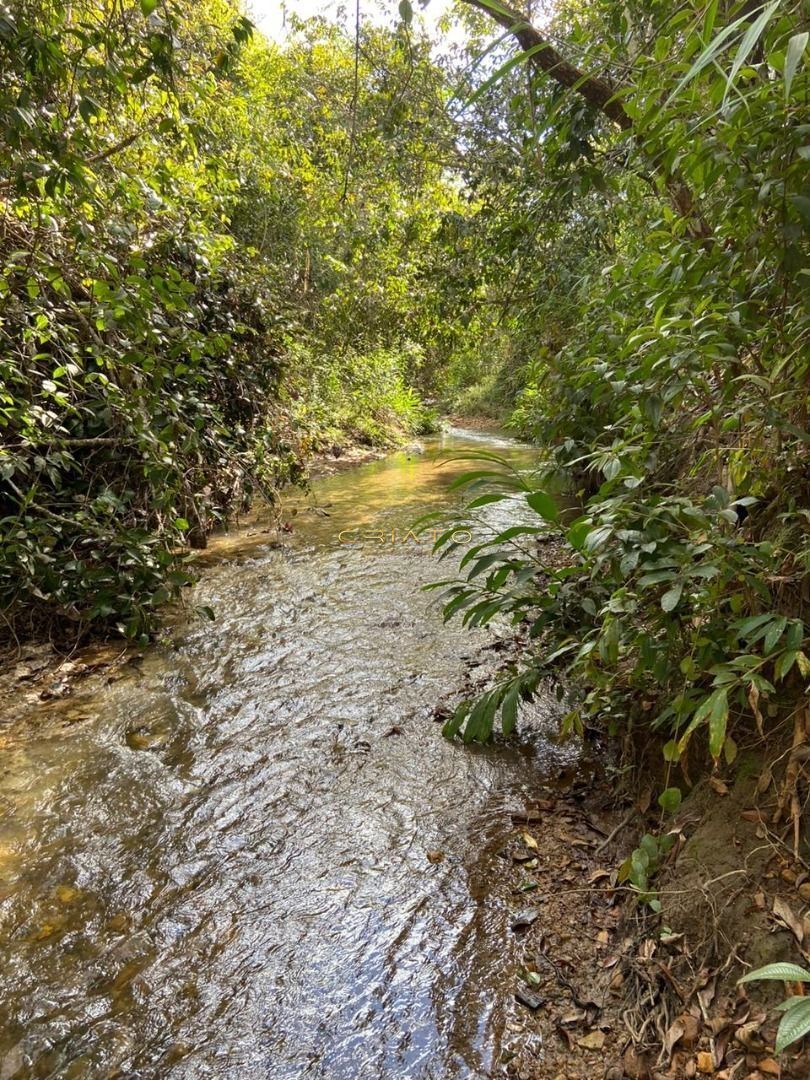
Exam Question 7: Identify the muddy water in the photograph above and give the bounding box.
[0,428,576,1079]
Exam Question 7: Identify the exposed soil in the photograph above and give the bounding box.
[488,742,810,1079]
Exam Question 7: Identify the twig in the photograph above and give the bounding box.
[596,807,636,855]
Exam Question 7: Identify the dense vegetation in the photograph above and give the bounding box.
[0,0,466,642]
[432,0,809,821]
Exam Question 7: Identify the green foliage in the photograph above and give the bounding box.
[739,963,810,1053]
[0,0,293,641]
[617,832,677,909]
[0,1,468,642]
[432,0,810,774]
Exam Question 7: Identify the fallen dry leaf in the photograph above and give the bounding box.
[734,1020,767,1052]
[748,682,764,734]
[663,1018,685,1058]
[677,1012,701,1048]
[622,1046,650,1080]
[696,1050,714,1074]
[757,764,773,794]
[772,895,804,946]
[588,868,611,885]
[758,1058,780,1076]
[709,777,729,796]
[577,1030,605,1051]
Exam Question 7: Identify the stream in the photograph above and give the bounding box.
[0,427,578,1080]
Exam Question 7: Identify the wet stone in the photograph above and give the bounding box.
[515,986,545,1011]
[510,907,540,931]
[125,726,169,750]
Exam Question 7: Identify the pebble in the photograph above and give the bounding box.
[510,907,539,931]
[577,1030,605,1051]
[515,986,545,1010]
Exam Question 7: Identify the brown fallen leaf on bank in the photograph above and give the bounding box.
[576,1029,605,1050]
[622,1045,650,1079]
[511,847,535,863]
[665,1011,701,1057]
[696,1049,714,1073]
[510,907,539,931]
[515,986,545,1010]
[663,1018,686,1058]
[510,800,556,824]
[772,894,804,946]
[588,868,612,885]
[757,764,773,794]
[734,1019,767,1052]
[758,1058,780,1076]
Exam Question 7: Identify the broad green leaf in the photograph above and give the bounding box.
[661,584,682,612]
[501,685,520,735]
[708,687,729,758]
[658,786,682,814]
[776,996,810,1052]
[567,518,590,551]
[525,490,558,522]
[466,493,510,509]
[775,650,798,680]
[442,702,469,740]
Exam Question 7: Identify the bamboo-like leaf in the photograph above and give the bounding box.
[465,43,552,107]
[784,30,809,100]
[525,489,558,522]
[722,1,782,110]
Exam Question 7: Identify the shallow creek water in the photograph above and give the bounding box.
[0,428,578,1079]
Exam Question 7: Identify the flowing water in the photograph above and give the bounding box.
[0,428,577,1080]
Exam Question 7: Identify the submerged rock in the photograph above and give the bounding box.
[125,726,169,751]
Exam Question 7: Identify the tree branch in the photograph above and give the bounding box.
[460,0,631,128]
[87,131,141,164]
[458,0,712,239]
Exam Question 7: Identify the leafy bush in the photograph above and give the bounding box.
[0,2,460,643]
[430,1,810,783]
